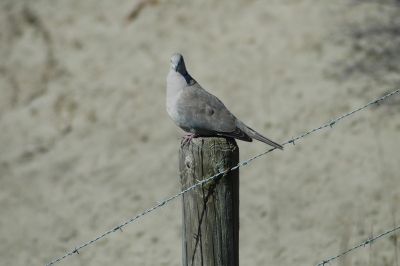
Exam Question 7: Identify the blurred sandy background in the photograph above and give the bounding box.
[1,0,399,265]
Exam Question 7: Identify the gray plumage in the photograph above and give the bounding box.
[166,53,283,150]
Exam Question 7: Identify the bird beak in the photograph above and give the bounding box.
[173,63,178,72]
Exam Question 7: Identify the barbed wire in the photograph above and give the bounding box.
[45,88,400,266]
[316,225,400,266]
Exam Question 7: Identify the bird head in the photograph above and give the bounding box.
[170,53,187,75]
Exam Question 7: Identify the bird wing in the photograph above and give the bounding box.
[176,83,252,142]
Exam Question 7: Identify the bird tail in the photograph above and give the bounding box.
[250,130,284,150]
[239,122,284,150]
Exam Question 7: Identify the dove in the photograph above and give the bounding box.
[166,53,283,150]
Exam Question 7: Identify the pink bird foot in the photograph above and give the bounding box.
[180,134,197,146]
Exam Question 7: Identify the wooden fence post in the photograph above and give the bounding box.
[179,137,240,266]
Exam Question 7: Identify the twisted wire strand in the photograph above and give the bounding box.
[45,88,400,266]
[316,225,400,266]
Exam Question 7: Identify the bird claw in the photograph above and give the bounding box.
[180,134,197,146]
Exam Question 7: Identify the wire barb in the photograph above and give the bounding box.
[72,247,79,255]
[45,88,400,266]
[363,238,372,247]
[112,225,123,233]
